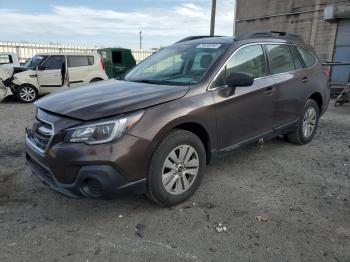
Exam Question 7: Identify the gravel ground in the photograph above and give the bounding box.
[0,98,349,262]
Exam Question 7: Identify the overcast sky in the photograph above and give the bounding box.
[0,0,235,49]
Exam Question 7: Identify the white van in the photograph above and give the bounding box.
[10,53,108,103]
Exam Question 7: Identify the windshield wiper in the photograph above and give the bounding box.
[131,79,163,84]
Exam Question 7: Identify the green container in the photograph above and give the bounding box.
[98,48,136,78]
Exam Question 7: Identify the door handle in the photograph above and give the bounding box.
[264,87,276,96]
[302,77,308,83]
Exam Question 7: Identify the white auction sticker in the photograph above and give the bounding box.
[197,44,221,49]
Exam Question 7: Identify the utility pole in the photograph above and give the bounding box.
[139,30,142,49]
[210,0,216,36]
[233,0,237,36]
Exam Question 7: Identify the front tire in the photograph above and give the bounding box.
[287,99,319,145]
[16,85,38,103]
[90,78,103,83]
[147,129,206,206]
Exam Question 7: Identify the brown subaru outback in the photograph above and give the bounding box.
[25,32,330,206]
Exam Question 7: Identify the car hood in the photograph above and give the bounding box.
[35,79,190,121]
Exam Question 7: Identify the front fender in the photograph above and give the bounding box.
[128,91,217,163]
[12,70,38,89]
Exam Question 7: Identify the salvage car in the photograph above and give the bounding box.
[5,53,108,103]
[0,52,20,70]
[0,52,21,101]
[25,32,330,206]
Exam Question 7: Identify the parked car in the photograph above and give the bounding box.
[25,32,330,206]
[0,52,20,69]
[6,53,108,103]
[98,48,136,78]
[0,52,20,82]
[0,52,21,101]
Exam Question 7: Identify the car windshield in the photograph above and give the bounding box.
[124,43,230,86]
[24,55,48,70]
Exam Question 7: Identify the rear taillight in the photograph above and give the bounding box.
[323,68,330,79]
[100,58,105,71]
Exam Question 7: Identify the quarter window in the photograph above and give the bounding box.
[67,56,94,67]
[296,47,316,68]
[290,46,304,70]
[266,45,295,74]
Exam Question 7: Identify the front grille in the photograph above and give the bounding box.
[27,117,54,153]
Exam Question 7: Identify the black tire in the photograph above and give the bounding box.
[287,99,319,145]
[147,129,206,206]
[90,78,103,83]
[16,85,38,103]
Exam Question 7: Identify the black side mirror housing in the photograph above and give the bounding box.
[227,72,254,88]
[224,72,254,96]
[37,65,45,71]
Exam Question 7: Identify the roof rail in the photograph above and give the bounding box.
[235,31,304,42]
[175,35,223,44]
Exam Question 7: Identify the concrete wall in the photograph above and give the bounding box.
[236,0,344,61]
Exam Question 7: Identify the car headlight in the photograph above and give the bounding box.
[64,111,144,144]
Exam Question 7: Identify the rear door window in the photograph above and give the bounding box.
[266,44,295,74]
[296,47,316,68]
[67,56,94,67]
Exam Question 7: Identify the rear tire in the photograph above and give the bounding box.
[287,99,319,145]
[147,129,206,206]
[16,85,38,103]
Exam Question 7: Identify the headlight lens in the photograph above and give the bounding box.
[64,111,144,144]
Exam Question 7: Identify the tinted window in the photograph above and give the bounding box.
[290,46,304,70]
[24,55,49,70]
[67,56,94,67]
[112,51,122,63]
[296,47,316,68]
[266,45,295,74]
[42,56,65,70]
[213,45,267,87]
[0,54,12,64]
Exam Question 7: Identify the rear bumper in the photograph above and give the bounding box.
[26,151,146,198]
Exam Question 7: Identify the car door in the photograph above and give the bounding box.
[37,55,65,94]
[265,44,306,128]
[67,55,94,87]
[210,44,276,151]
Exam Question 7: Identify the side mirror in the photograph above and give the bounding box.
[223,72,254,97]
[227,72,254,88]
[37,65,45,71]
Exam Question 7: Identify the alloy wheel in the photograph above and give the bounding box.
[302,107,317,138]
[162,144,199,195]
[20,87,36,102]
